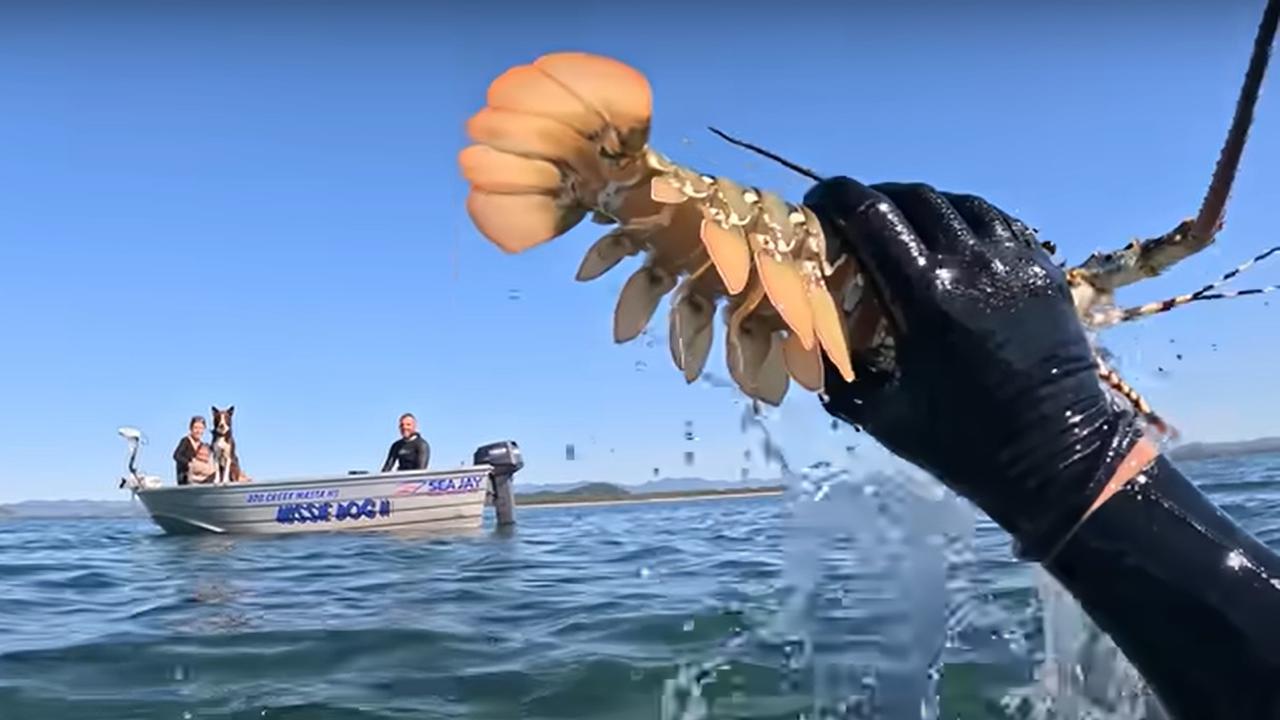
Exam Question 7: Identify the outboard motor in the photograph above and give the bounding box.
[118,427,163,492]
[473,440,523,526]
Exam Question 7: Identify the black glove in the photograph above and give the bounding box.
[806,177,1143,561]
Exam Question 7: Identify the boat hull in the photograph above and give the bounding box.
[133,467,493,535]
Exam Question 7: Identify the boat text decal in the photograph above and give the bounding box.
[245,488,340,505]
[393,474,486,496]
[275,498,392,525]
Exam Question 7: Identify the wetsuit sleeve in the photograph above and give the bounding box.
[1044,454,1280,719]
[381,441,399,473]
[417,438,431,470]
[173,439,193,484]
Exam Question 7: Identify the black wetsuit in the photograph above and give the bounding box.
[806,177,1280,718]
[1044,455,1280,718]
[381,433,430,472]
[172,436,199,486]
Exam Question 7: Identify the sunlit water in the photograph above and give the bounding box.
[2,454,1278,720]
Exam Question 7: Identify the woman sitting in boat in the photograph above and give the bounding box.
[172,415,206,486]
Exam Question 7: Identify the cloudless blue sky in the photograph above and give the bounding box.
[1,0,1277,503]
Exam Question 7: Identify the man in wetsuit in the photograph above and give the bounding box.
[807,177,1280,719]
[381,412,431,472]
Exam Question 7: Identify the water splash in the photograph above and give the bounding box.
[1002,570,1169,720]
[663,403,980,719]
[671,355,1168,718]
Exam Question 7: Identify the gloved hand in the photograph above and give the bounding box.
[806,177,1144,560]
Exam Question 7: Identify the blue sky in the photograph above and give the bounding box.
[1,0,1276,503]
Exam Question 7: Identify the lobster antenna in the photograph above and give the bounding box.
[1110,244,1280,324]
[1188,243,1280,300]
[1190,0,1279,241]
[707,127,824,182]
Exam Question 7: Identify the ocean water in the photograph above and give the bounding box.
[2,454,1279,720]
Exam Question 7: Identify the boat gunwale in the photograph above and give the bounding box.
[134,464,496,496]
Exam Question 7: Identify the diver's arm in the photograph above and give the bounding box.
[418,438,431,470]
[1045,454,1280,719]
[380,442,398,473]
[805,178,1280,719]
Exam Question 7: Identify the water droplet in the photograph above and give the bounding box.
[507,288,522,301]
[565,444,576,461]
[829,418,839,433]
[639,566,652,578]
[1226,549,1246,570]
[652,467,660,477]
[683,619,696,632]
[683,450,695,466]
[634,360,648,372]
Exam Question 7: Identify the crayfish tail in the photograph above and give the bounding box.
[460,53,654,253]
[460,50,886,402]
[463,190,586,254]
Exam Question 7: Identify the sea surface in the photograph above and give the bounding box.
[3,454,1279,720]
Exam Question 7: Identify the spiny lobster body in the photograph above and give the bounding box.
[457,0,1277,440]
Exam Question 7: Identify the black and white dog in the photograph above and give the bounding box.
[210,405,244,484]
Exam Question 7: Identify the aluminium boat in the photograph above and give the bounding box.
[115,427,523,535]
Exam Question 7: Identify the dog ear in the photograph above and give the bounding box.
[228,406,234,415]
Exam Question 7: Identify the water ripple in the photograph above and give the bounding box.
[2,455,1278,719]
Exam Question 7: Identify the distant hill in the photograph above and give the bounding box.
[632,476,750,493]
[518,476,779,495]
[515,480,783,506]
[1167,437,1280,462]
[517,481,632,501]
[0,499,144,519]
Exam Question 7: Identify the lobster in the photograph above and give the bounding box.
[457,0,1278,441]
